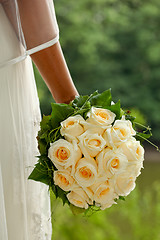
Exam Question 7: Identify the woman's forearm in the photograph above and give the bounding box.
[31,42,79,103]
[17,0,79,103]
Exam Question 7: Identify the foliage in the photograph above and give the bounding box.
[50,180,160,240]
[29,89,153,216]
[34,0,160,142]
[28,90,125,207]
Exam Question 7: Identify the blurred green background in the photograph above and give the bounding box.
[33,0,160,239]
[34,0,160,142]
[50,162,160,240]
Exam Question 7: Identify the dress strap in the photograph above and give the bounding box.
[0,35,59,69]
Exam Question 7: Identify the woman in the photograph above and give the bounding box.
[0,0,78,239]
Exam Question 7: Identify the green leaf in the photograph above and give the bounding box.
[136,132,152,142]
[51,185,69,205]
[88,90,99,99]
[73,101,91,118]
[72,91,99,110]
[48,127,61,143]
[72,95,89,108]
[106,100,121,119]
[89,89,112,107]
[56,186,67,204]
[51,103,74,128]
[84,205,101,216]
[39,131,48,140]
[37,115,53,154]
[28,158,52,185]
[125,114,136,123]
[40,115,52,131]
[71,94,94,118]
[37,138,48,155]
[114,196,126,202]
[119,196,125,201]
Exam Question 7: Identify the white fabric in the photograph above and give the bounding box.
[0,0,59,68]
[0,5,51,240]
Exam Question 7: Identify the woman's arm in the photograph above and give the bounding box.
[31,42,79,104]
[1,0,79,103]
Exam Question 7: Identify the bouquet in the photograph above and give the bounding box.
[29,89,152,214]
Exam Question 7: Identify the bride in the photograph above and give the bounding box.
[0,0,78,239]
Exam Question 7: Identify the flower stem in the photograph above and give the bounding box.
[134,122,152,131]
[136,133,160,152]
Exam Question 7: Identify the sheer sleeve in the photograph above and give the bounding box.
[0,0,59,67]
[17,0,59,52]
[0,0,78,103]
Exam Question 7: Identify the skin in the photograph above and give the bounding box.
[1,0,79,103]
[31,42,79,104]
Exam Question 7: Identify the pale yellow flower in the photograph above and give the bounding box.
[75,157,98,187]
[86,107,116,126]
[67,187,92,209]
[48,139,82,170]
[54,170,75,191]
[103,118,136,147]
[60,115,85,138]
[96,147,128,178]
[78,130,106,158]
[91,180,116,208]
[113,171,136,196]
[120,137,144,162]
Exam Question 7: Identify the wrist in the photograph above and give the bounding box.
[55,93,79,104]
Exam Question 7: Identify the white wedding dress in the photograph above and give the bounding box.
[0,1,59,239]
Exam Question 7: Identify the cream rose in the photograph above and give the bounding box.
[96,148,128,179]
[48,139,82,170]
[125,162,143,178]
[82,186,94,200]
[54,170,75,191]
[67,187,92,209]
[63,134,80,145]
[78,130,106,158]
[103,119,136,147]
[86,107,116,126]
[100,200,116,210]
[113,171,136,196]
[91,180,116,208]
[80,121,107,135]
[120,138,144,162]
[60,115,85,138]
[75,157,98,187]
